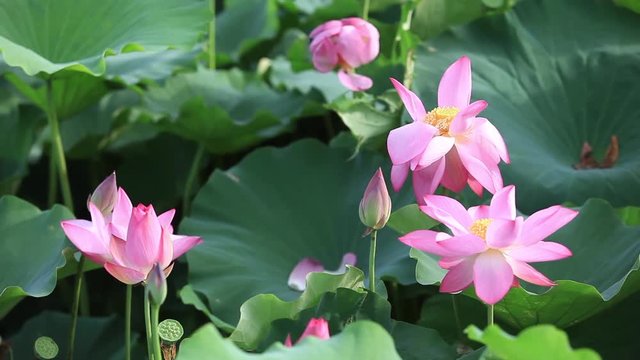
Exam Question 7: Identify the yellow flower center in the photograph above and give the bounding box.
[470,218,493,240]
[424,107,459,136]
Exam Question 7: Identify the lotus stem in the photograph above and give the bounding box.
[125,285,132,360]
[182,144,206,214]
[151,303,162,360]
[66,256,85,360]
[487,304,494,326]
[47,150,58,207]
[45,78,74,212]
[144,290,153,359]
[208,0,216,69]
[368,229,378,293]
[452,295,463,340]
[362,0,371,20]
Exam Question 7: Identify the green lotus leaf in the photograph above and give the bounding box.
[182,139,416,325]
[104,49,198,85]
[178,321,401,360]
[270,57,345,102]
[567,291,640,359]
[0,196,73,318]
[466,324,601,360]
[217,0,279,61]
[229,267,365,350]
[0,0,209,76]
[9,311,143,359]
[142,68,305,154]
[0,88,40,193]
[415,0,640,212]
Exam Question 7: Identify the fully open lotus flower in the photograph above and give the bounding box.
[399,185,578,304]
[284,318,331,347]
[309,17,379,91]
[61,173,203,284]
[359,168,392,231]
[288,253,357,291]
[387,56,509,201]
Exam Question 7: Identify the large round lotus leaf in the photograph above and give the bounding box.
[142,68,305,154]
[183,139,416,324]
[177,321,401,360]
[0,196,73,318]
[414,0,640,212]
[466,324,601,360]
[0,0,209,76]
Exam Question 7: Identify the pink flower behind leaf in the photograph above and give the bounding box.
[398,185,578,304]
[309,17,379,91]
[288,253,357,291]
[285,318,331,347]
[387,56,509,201]
[61,173,203,285]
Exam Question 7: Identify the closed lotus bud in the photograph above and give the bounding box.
[147,264,167,306]
[359,168,391,230]
[88,172,118,216]
[285,317,330,347]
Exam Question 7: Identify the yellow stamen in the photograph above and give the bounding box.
[424,107,459,136]
[470,218,492,240]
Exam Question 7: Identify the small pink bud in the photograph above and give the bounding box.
[285,318,330,347]
[88,172,118,216]
[359,168,391,230]
[147,264,167,306]
[299,318,330,341]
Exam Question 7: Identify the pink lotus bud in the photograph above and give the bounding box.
[88,172,118,216]
[285,318,330,347]
[309,17,379,91]
[359,168,391,230]
[147,263,167,306]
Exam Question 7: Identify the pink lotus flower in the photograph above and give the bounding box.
[387,56,509,201]
[285,318,330,347]
[359,168,391,231]
[309,17,379,91]
[399,185,578,304]
[288,253,357,291]
[61,173,202,284]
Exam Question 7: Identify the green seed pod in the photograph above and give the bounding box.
[158,319,184,344]
[34,336,58,359]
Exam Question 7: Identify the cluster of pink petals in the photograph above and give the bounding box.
[285,318,330,347]
[309,17,379,91]
[399,185,578,304]
[387,56,509,202]
[61,173,202,285]
[288,253,357,291]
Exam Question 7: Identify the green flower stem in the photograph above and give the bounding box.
[151,302,162,360]
[182,0,216,214]
[47,149,58,207]
[362,0,370,20]
[144,291,152,359]
[182,144,206,213]
[452,295,463,340]
[487,304,494,326]
[125,285,132,360]
[368,229,378,293]
[208,0,216,70]
[45,78,74,213]
[66,256,85,360]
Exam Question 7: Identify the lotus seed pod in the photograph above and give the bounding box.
[34,336,58,359]
[158,319,184,344]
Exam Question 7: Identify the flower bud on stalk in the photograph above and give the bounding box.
[359,168,391,231]
[147,264,167,306]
